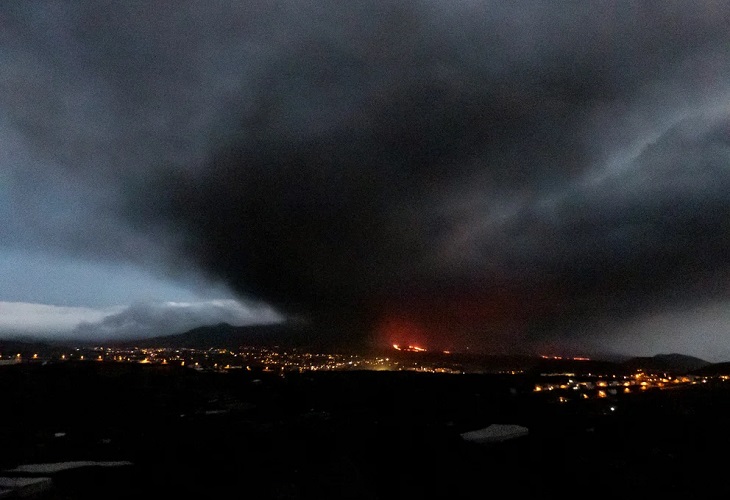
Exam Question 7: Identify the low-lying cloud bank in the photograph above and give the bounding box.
[0,299,282,342]
[0,302,122,337]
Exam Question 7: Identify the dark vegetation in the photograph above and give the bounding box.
[2,361,730,499]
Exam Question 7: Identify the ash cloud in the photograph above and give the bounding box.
[3,1,730,354]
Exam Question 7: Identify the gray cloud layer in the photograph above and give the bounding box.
[0,300,281,341]
[71,300,282,341]
[2,1,730,356]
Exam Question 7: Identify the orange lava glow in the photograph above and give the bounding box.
[392,343,426,352]
[372,285,558,354]
[377,316,427,351]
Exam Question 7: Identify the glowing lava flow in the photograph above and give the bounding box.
[392,344,426,352]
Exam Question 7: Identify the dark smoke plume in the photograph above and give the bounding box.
[3,1,730,353]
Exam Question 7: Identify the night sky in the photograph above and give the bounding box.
[2,1,730,360]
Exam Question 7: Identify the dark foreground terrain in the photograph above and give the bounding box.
[2,361,730,499]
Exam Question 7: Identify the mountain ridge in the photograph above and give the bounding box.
[0,324,720,374]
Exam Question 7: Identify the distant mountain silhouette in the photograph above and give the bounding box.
[0,338,64,357]
[115,321,356,351]
[526,357,627,376]
[688,361,730,376]
[621,353,711,374]
[1,326,721,375]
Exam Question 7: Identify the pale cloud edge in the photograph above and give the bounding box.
[0,299,283,341]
